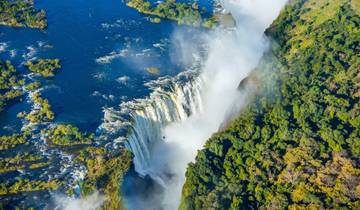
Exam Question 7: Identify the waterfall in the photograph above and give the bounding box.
[98,69,203,175]
[98,0,288,208]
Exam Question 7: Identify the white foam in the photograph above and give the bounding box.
[22,46,37,60]
[95,49,128,64]
[116,76,130,85]
[10,49,17,58]
[0,42,8,53]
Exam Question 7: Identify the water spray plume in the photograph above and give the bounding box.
[106,0,288,209]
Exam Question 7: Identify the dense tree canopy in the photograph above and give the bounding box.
[126,0,235,28]
[0,0,47,28]
[25,59,61,78]
[0,61,24,112]
[181,0,360,209]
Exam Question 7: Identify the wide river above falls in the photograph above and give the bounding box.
[0,0,212,208]
[0,0,212,134]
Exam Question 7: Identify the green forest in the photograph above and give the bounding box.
[25,59,61,78]
[0,0,47,28]
[181,0,360,209]
[0,61,24,113]
[126,0,235,28]
[1,0,359,209]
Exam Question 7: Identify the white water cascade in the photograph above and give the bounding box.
[99,0,288,209]
[98,69,203,175]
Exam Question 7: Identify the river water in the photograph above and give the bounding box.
[0,0,213,208]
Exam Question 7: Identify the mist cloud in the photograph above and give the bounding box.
[55,191,105,210]
[137,0,288,209]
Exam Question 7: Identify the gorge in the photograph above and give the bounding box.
[99,0,288,209]
[1,0,358,209]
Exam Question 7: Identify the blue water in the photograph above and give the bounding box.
[1,0,174,132]
[0,0,211,132]
[0,0,212,208]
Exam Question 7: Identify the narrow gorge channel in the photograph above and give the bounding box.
[99,0,288,209]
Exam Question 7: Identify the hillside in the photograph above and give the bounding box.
[181,0,360,209]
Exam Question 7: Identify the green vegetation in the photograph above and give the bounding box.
[24,92,54,123]
[0,163,25,173]
[126,0,233,28]
[44,124,93,146]
[0,59,58,123]
[0,178,61,196]
[0,61,24,112]
[0,56,109,207]
[181,0,360,209]
[0,153,43,173]
[146,67,160,75]
[25,81,41,91]
[1,153,42,164]
[127,0,201,26]
[0,0,47,29]
[149,17,161,23]
[0,133,28,151]
[76,148,133,210]
[25,59,61,78]
[28,161,50,169]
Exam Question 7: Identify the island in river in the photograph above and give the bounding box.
[126,0,235,28]
[0,0,135,208]
[0,0,47,29]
